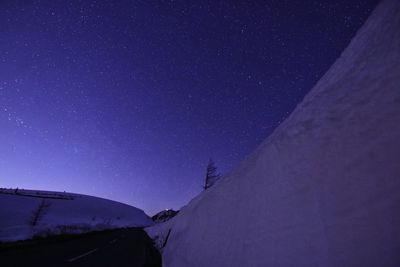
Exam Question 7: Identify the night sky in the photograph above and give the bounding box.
[0,0,378,215]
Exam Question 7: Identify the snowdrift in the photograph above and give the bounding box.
[0,189,153,242]
[146,0,400,266]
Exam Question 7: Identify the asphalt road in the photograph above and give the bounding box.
[0,228,161,267]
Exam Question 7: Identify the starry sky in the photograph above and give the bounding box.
[0,0,378,215]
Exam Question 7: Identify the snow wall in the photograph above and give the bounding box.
[146,0,400,266]
[0,189,153,241]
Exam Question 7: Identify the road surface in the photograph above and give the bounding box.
[0,228,161,267]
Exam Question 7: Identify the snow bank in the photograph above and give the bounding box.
[146,0,400,266]
[0,189,153,241]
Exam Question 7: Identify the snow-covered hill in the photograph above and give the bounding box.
[0,188,153,242]
[146,0,400,266]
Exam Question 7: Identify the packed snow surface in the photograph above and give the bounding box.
[0,189,153,242]
[146,0,400,266]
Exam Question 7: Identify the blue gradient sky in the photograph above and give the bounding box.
[0,0,378,215]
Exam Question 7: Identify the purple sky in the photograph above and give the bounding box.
[0,0,378,215]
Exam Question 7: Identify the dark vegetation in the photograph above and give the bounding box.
[204,158,221,190]
[29,199,51,226]
[0,188,74,200]
[151,209,179,223]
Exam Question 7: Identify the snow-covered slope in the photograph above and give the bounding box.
[0,189,153,242]
[146,0,400,266]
